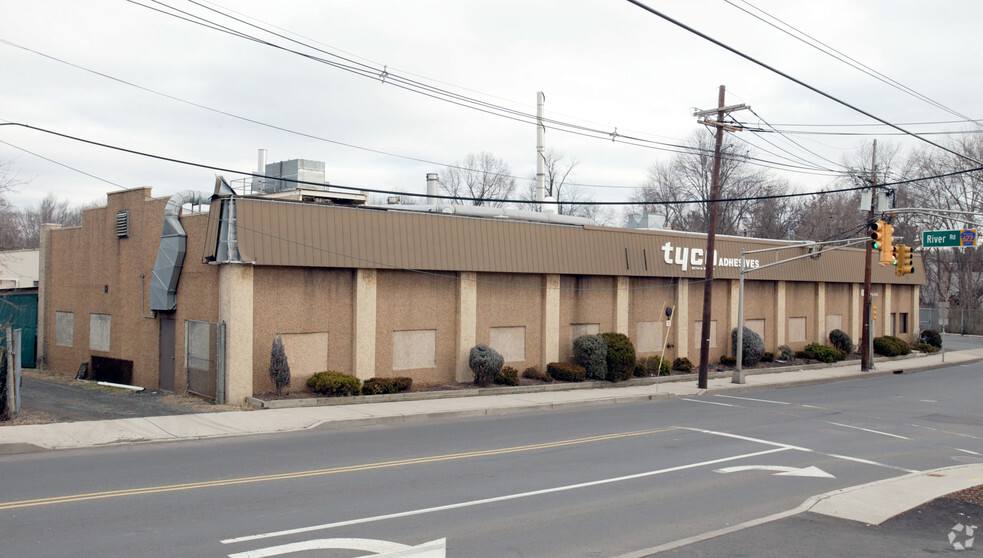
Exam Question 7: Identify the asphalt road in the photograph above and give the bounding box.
[1,361,982,557]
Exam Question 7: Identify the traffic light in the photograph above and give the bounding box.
[872,304,877,321]
[895,244,914,276]
[870,220,895,265]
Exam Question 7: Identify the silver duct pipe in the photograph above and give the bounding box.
[150,190,209,311]
[370,204,594,226]
[426,173,439,206]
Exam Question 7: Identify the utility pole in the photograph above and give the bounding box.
[860,140,877,371]
[693,86,748,389]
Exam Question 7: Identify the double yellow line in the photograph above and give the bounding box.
[0,427,674,511]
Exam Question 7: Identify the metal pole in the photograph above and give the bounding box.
[733,251,746,384]
[698,85,727,390]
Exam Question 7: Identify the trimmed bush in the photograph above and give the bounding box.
[469,344,504,387]
[828,329,854,354]
[307,371,361,397]
[794,350,809,359]
[873,336,911,357]
[638,355,671,376]
[672,357,694,372]
[720,355,736,366]
[803,343,845,363]
[777,345,794,361]
[494,366,520,386]
[269,334,291,397]
[913,342,940,353]
[731,326,766,367]
[919,329,942,349]
[546,362,587,382]
[762,352,775,363]
[601,332,636,382]
[522,366,552,383]
[361,376,413,395]
[573,334,608,380]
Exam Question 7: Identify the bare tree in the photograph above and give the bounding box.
[631,132,788,236]
[439,152,517,207]
[0,162,27,250]
[902,135,983,311]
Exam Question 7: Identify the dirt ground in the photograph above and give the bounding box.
[1,369,239,426]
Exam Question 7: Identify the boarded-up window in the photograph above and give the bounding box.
[826,315,842,337]
[89,313,111,352]
[746,319,765,343]
[636,321,664,353]
[280,332,329,381]
[570,323,600,346]
[55,311,74,347]
[393,329,436,370]
[694,320,717,348]
[789,317,807,342]
[490,326,525,363]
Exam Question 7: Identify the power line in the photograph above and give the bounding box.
[120,0,841,176]
[723,0,983,131]
[623,0,983,167]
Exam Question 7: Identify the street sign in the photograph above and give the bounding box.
[922,229,977,247]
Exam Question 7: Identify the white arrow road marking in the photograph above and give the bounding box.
[714,465,835,478]
[227,537,445,558]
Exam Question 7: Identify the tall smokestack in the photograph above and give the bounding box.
[426,173,439,206]
[536,92,546,212]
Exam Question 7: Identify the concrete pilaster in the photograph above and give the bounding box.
[616,276,630,335]
[884,284,893,336]
[542,274,560,369]
[776,281,787,347]
[674,279,689,359]
[912,285,920,337]
[851,283,861,343]
[816,282,826,343]
[353,268,377,380]
[219,263,254,404]
[457,271,477,382]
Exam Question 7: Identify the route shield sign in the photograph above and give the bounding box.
[923,229,977,247]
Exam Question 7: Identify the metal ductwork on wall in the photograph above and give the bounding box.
[150,190,209,312]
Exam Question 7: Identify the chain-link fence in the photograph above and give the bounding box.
[920,307,983,335]
[185,320,226,403]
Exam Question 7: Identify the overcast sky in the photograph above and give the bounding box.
[2,0,982,217]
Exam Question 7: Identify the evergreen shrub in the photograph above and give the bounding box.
[573,334,608,380]
[307,371,361,396]
[269,334,291,397]
[731,327,765,367]
[494,366,520,386]
[672,357,694,372]
[600,332,636,382]
[546,362,587,382]
[469,344,504,387]
[919,329,942,348]
[828,329,854,354]
[803,343,845,363]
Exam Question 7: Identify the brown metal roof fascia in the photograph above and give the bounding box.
[228,199,923,285]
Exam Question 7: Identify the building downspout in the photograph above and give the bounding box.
[150,191,209,311]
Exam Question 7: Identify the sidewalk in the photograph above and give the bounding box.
[2,348,979,453]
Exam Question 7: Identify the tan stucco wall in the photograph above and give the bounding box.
[476,272,543,373]
[377,269,457,384]
[628,277,676,359]
[559,276,617,361]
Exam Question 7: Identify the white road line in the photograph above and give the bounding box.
[801,405,826,409]
[953,448,982,456]
[826,421,911,440]
[910,424,982,440]
[679,427,812,452]
[220,447,788,544]
[919,399,938,403]
[679,398,738,407]
[822,453,919,473]
[715,395,791,405]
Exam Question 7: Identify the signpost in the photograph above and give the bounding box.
[922,229,977,247]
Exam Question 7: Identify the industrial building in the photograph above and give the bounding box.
[37,167,922,403]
